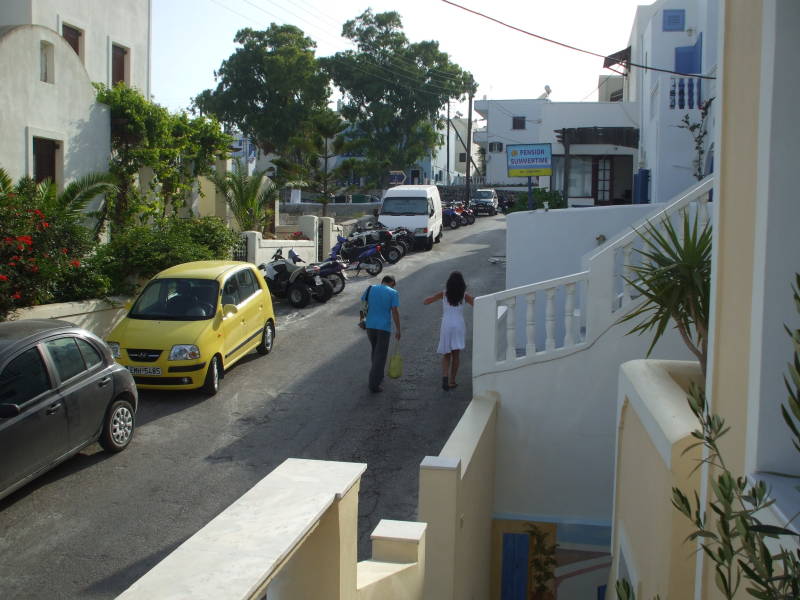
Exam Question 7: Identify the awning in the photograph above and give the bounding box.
[604,46,631,70]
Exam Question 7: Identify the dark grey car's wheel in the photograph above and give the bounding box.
[202,355,221,396]
[100,398,135,452]
[256,320,275,355]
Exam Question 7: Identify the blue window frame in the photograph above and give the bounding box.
[663,9,685,31]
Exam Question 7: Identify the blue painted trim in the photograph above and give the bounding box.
[493,513,612,547]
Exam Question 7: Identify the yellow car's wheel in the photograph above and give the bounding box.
[203,356,221,396]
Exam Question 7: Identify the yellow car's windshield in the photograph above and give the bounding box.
[129,278,219,321]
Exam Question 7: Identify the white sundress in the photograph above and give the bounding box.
[436,295,466,354]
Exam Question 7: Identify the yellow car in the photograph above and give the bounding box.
[106,261,275,396]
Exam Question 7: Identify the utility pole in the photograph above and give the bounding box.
[465,92,473,203]
[562,128,571,206]
[446,102,451,186]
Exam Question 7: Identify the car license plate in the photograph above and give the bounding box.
[314,276,323,285]
[126,366,162,376]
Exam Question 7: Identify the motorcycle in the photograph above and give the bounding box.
[258,249,333,308]
[348,228,405,264]
[459,203,476,225]
[288,248,348,295]
[443,205,461,230]
[332,235,383,277]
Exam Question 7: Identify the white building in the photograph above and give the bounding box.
[473,96,639,206]
[622,0,719,204]
[0,0,151,187]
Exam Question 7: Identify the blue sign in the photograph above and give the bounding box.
[388,171,406,185]
[506,144,552,177]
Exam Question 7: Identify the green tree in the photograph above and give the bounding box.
[309,109,348,199]
[194,24,330,156]
[95,84,230,232]
[322,10,476,185]
[210,162,277,233]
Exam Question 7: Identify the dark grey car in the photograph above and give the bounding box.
[0,319,138,501]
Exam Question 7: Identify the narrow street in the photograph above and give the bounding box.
[0,214,507,599]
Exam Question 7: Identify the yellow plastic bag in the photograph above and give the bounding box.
[388,351,403,379]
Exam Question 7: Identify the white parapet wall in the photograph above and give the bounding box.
[11,297,129,339]
[418,393,498,600]
[116,458,428,600]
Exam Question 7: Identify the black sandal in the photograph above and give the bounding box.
[442,377,450,391]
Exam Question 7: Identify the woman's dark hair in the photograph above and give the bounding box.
[445,271,466,306]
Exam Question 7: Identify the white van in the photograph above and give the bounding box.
[379,185,443,250]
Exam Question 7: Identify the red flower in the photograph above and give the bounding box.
[11,291,21,300]
[70,259,81,268]
[61,248,69,254]
[0,275,8,281]
[29,265,39,273]
[16,235,32,246]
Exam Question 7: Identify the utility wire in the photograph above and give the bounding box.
[440,0,716,80]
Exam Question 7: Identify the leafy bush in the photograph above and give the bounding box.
[0,170,114,320]
[507,189,565,213]
[95,217,239,295]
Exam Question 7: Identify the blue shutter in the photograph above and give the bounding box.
[501,533,529,600]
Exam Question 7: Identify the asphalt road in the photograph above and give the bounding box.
[0,214,507,599]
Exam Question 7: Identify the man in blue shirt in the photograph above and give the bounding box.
[361,275,401,393]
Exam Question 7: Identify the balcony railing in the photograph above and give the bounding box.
[669,76,703,110]
[473,176,713,378]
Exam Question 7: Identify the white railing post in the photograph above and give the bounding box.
[472,295,498,377]
[506,298,516,362]
[545,288,556,351]
[622,243,634,307]
[525,292,536,355]
[564,283,576,346]
[698,193,710,229]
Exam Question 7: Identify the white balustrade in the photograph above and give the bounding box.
[622,243,634,307]
[505,298,516,362]
[564,283,576,346]
[545,288,556,351]
[525,293,536,355]
[472,177,715,378]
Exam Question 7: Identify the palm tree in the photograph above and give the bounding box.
[210,161,278,233]
[1,168,117,235]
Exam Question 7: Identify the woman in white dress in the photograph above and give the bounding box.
[424,271,474,391]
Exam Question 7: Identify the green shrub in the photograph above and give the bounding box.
[96,217,239,295]
[507,189,565,213]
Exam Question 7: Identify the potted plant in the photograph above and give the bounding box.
[526,524,558,600]
[619,209,712,375]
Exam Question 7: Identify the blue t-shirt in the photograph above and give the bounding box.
[361,284,399,332]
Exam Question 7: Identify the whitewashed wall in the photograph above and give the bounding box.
[0,25,110,183]
[474,317,691,527]
[22,0,151,95]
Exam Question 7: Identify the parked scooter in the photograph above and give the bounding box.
[258,249,333,308]
[332,236,383,277]
[288,248,348,295]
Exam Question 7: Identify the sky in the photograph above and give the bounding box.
[152,0,651,116]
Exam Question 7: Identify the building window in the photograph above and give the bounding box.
[662,9,685,31]
[62,24,82,59]
[33,137,58,184]
[40,41,54,83]
[609,89,623,102]
[488,142,504,153]
[512,116,526,130]
[112,44,128,86]
[459,152,467,162]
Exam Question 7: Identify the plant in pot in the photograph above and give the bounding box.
[618,208,712,375]
[526,523,558,600]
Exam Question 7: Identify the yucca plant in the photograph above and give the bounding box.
[619,209,712,375]
[210,161,277,233]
